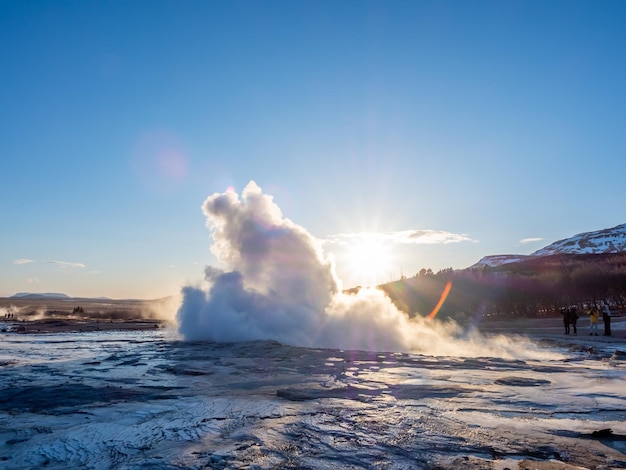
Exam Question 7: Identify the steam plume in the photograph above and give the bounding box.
[177,182,557,359]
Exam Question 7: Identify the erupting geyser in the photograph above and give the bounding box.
[176,181,556,359]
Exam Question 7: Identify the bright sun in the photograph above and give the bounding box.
[346,239,393,287]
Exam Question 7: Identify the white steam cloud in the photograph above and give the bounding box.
[177,181,558,359]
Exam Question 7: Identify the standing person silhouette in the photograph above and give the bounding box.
[569,307,578,335]
[602,303,612,336]
[562,307,570,334]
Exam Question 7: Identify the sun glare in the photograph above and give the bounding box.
[346,239,393,287]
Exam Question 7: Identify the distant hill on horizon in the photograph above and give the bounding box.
[4,292,176,303]
[10,292,71,300]
[7,292,119,301]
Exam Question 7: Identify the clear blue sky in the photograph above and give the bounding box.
[2,1,625,299]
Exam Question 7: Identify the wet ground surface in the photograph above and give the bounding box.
[0,327,625,469]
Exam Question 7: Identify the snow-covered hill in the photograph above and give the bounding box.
[531,223,626,256]
[469,223,626,269]
[469,254,529,269]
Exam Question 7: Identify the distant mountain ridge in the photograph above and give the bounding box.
[471,223,626,269]
[11,292,70,299]
[6,293,147,301]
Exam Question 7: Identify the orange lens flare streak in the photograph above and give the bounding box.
[427,281,452,320]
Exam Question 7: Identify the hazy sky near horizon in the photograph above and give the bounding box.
[2,1,626,299]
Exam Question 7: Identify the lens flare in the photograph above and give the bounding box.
[427,281,452,320]
[131,130,188,191]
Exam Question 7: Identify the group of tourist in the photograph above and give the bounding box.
[562,303,612,336]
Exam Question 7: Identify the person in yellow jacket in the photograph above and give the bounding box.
[588,305,600,336]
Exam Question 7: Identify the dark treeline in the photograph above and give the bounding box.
[381,253,626,321]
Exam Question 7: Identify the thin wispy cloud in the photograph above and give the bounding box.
[13,258,88,270]
[520,237,543,244]
[46,260,86,269]
[327,229,476,245]
[401,229,476,245]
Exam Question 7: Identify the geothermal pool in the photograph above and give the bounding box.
[1,328,625,469]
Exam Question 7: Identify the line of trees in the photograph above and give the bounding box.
[381,253,626,322]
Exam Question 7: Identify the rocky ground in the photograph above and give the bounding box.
[0,316,624,469]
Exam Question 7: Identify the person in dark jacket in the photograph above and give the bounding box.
[562,307,570,334]
[569,306,578,335]
[602,303,612,336]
